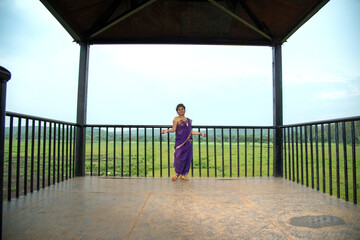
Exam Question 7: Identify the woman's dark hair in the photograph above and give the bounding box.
[176,103,186,112]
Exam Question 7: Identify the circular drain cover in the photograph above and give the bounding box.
[289,215,345,228]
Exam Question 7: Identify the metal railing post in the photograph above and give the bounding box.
[0,66,11,240]
[76,43,89,176]
[272,43,283,177]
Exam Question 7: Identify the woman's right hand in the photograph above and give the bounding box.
[161,129,168,134]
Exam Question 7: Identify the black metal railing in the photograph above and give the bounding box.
[282,116,360,204]
[3,111,359,205]
[84,125,274,178]
[3,112,76,201]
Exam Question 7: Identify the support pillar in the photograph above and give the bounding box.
[75,43,89,176]
[0,66,11,240]
[272,44,283,177]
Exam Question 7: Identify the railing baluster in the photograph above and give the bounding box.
[168,129,170,177]
[90,127,93,176]
[214,128,217,177]
[61,125,65,181]
[114,127,116,177]
[315,125,319,190]
[300,126,303,185]
[16,118,21,198]
[7,116,13,201]
[98,127,101,176]
[328,123,332,196]
[295,127,299,183]
[283,128,287,179]
[199,127,201,177]
[321,124,326,193]
[244,129,247,177]
[351,121,357,204]
[30,120,35,193]
[24,119,29,195]
[159,128,162,177]
[66,125,69,180]
[57,124,61,183]
[342,122,348,201]
[310,126,314,189]
[227,129,230,177]
[287,127,291,180]
[304,126,308,187]
[106,127,109,176]
[335,123,340,198]
[260,128,263,177]
[267,129,270,177]
[69,126,73,178]
[136,127,139,177]
[291,127,295,182]
[144,128,147,177]
[121,128,124,177]
[129,128,131,177]
[237,128,239,177]
[252,128,255,177]
[152,128,154,177]
[73,127,76,178]
[42,122,46,188]
[48,122,52,186]
[37,121,41,190]
[221,128,224,177]
[206,128,209,177]
[52,123,56,184]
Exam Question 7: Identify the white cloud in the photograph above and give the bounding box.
[319,88,360,100]
[319,91,347,100]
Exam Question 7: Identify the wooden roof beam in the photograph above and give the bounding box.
[90,0,158,39]
[281,0,330,43]
[40,0,82,42]
[208,0,272,41]
[86,0,124,38]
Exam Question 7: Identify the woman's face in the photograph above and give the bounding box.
[177,107,185,116]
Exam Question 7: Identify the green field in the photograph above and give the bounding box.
[84,141,273,178]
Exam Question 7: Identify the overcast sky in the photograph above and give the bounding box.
[0,0,359,126]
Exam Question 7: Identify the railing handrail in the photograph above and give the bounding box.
[5,111,360,130]
[85,124,275,129]
[6,111,77,126]
[282,116,360,128]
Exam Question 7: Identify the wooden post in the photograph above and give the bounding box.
[0,66,11,240]
[272,43,283,177]
[75,43,89,176]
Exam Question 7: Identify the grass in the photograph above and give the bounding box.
[84,141,273,178]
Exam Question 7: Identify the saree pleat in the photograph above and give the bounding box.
[174,118,192,175]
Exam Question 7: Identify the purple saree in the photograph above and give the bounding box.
[174,118,193,176]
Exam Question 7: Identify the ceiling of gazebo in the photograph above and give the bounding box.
[40,0,329,46]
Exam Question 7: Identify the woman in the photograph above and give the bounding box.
[161,104,206,181]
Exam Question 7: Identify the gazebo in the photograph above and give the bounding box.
[39,0,330,177]
[2,0,360,239]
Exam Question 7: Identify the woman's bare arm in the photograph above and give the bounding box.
[161,118,178,134]
[190,121,206,137]
[191,130,206,137]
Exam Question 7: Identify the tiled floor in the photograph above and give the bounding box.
[3,177,360,239]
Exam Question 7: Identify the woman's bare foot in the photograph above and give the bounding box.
[180,175,189,181]
[171,175,179,181]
